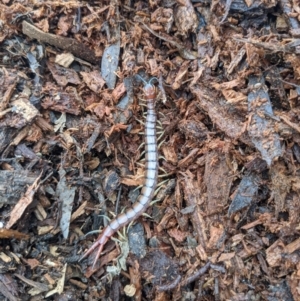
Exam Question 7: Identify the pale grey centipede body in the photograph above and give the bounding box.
[80,81,159,268]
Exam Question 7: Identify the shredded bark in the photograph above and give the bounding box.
[1,0,300,300]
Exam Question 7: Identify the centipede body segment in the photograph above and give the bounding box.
[80,81,159,269]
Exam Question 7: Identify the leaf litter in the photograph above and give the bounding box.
[0,0,300,300]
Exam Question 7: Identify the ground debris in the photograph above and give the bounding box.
[247,75,282,166]
[228,172,260,216]
[0,0,300,300]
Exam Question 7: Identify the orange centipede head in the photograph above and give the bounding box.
[143,83,157,100]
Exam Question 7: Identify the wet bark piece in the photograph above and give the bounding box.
[22,21,98,64]
[6,172,42,229]
[269,280,294,301]
[265,67,288,109]
[178,119,208,140]
[0,68,18,112]
[229,0,276,29]
[114,77,134,124]
[204,150,233,216]
[279,0,300,30]
[174,0,197,37]
[228,172,260,216]
[270,160,291,216]
[181,172,207,248]
[247,75,282,166]
[47,61,81,87]
[0,127,16,154]
[0,274,20,301]
[128,223,147,258]
[57,168,76,239]
[42,85,82,115]
[191,85,251,145]
[0,229,29,240]
[139,250,179,287]
[0,170,37,207]
[101,4,120,89]
[139,21,198,60]
[103,170,120,200]
[101,42,120,89]
[26,47,44,107]
[0,273,19,301]
[15,143,39,160]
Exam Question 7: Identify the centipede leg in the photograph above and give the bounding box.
[80,239,103,262]
[158,173,174,178]
[153,178,170,196]
[138,150,146,159]
[159,155,167,161]
[137,142,145,151]
[158,138,166,149]
[159,111,168,117]
[135,117,145,125]
[91,244,104,269]
[133,184,143,192]
[157,131,165,142]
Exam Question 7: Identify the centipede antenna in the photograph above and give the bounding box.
[149,77,159,85]
[136,74,148,85]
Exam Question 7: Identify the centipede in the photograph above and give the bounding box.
[80,78,159,269]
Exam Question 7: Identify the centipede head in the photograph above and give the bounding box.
[143,80,157,100]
